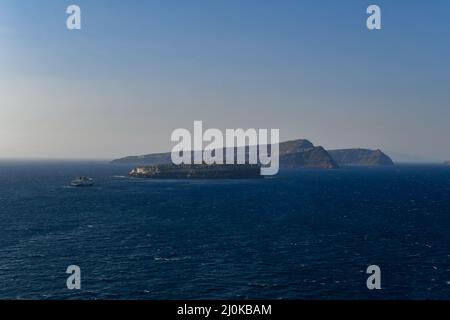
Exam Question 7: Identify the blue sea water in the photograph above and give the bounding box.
[1,161,450,300]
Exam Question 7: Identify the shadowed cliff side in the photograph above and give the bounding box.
[328,149,394,166]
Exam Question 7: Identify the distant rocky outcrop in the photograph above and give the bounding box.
[444,161,450,166]
[328,149,394,166]
[112,139,338,169]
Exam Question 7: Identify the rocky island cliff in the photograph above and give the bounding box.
[328,149,394,166]
[279,140,337,169]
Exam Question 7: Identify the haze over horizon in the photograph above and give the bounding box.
[1,0,450,161]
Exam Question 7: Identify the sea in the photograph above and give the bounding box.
[0,161,450,300]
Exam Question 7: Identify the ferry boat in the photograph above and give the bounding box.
[70,176,94,187]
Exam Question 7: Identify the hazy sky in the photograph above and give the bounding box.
[1,0,449,160]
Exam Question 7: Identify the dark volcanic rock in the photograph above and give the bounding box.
[328,149,394,166]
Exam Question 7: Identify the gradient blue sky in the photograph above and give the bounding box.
[1,0,449,161]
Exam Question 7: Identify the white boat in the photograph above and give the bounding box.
[70,176,94,187]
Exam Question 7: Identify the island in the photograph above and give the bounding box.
[113,139,394,170]
[113,139,339,169]
[444,161,450,166]
[130,164,262,179]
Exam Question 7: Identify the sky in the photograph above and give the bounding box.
[0,0,449,161]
